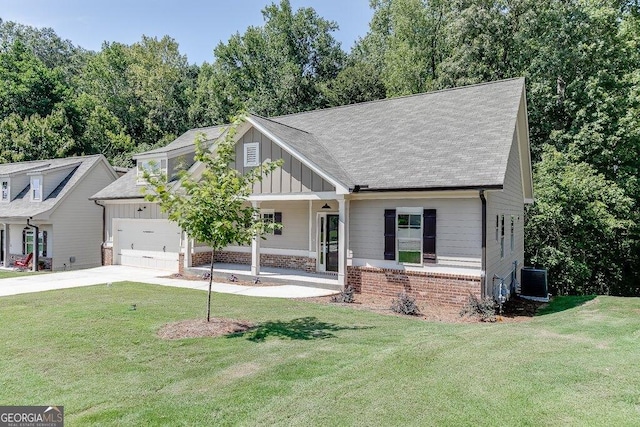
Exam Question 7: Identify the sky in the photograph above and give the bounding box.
[0,0,374,64]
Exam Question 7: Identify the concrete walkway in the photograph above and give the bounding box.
[0,265,338,298]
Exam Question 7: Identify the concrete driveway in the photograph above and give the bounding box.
[0,265,337,298]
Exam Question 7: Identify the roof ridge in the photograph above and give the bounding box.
[271,77,525,120]
[249,114,311,134]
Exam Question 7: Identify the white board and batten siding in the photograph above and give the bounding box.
[485,132,526,296]
[49,161,117,271]
[234,127,335,194]
[349,198,482,270]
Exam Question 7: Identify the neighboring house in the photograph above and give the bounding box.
[91,78,533,306]
[0,155,118,271]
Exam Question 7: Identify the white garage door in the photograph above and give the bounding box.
[114,219,181,271]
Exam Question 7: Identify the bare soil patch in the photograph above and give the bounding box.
[157,318,254,339]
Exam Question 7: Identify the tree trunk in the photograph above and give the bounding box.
[207,249,214,322]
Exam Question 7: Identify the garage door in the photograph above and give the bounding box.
[114,219,181,271]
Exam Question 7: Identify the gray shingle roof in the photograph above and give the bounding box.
[95,78,525,199]
[90,168,143,200]
[268,78,525,190]
[134,125,226,157]
[0,155,108,218]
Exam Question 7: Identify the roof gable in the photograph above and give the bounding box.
[0,155,116,219]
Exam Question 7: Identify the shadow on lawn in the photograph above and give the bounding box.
[227,316,374,342]
[535,294,597,316]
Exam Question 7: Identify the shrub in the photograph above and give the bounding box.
[331,285,355,303]
[459,294,497,322]
[391,292,421,316]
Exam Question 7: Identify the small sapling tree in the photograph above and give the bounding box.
[144,114,281,321]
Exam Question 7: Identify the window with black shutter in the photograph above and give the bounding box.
[274,212,283,235]
[385,208,437,264]
[384,209,396,260]
[423,209,436,263]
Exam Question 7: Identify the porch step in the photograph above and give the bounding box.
[185,264,342,292]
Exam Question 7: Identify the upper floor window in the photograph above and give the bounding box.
[1,180,9,201]
[244,142,260,167]
[31,176,42,201]
[137,159,167,183]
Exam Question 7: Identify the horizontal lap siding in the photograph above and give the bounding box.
[50,162,116,270]
[259,201,308,250]
[486,131,525,296]
[234,127,335,194]
[349,198,482,264]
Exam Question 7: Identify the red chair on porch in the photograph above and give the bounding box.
[14,253,33,268]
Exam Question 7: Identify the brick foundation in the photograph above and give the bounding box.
[192,250,317,272]
[102,246,113,266]
[347,266,481,307]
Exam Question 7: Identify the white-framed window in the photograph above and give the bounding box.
[137,158,167,183]
[510,215,515,252]
[1,179,9,201]
[397,208,423,265]
[244,142,260,167]
[31,176,42,201]
[23,230,47,257]
[500,214,505,259]
[261,209,275,235]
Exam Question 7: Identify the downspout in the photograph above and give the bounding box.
[26,218,39,272]
[479,190,487,299]
[94,200,106,265]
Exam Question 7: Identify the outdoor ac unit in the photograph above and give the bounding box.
[521,267,548,298]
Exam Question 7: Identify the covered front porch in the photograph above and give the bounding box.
[183,193,350,288]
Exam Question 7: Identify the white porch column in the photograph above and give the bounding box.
[3,223,9,267]
[338,198,349,288]
[251,201,261,276]
[183,233,192,269]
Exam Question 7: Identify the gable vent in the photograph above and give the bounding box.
[244,142,260,167]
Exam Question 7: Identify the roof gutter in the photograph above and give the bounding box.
[352,184,503,193]
[479,190,487,298]
[94,200,106,266]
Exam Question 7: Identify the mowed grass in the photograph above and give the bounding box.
[0,269,39,279]
[1,284,639,426]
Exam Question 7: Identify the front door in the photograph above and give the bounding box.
[317,213,339,272]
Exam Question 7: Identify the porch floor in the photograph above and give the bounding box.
[186,263,341,291]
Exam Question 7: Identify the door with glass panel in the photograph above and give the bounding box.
[317,213,339,272]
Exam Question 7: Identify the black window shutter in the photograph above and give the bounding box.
[384,209,396,260]
[42,231,47,257]
[423,209,436,263]
[22,229,26,255]
[274,212,282,235]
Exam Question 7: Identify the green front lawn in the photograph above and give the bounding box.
[0,269,39,279]
[1,284,639,426]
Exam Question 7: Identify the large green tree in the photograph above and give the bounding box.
[190,0,345,124]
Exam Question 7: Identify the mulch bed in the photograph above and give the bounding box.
[156,277,549,339]
[157,318,255,339]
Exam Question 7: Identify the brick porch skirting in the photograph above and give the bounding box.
[192,250,317,273]
[347,266,481,307]
[102,246,113,266]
